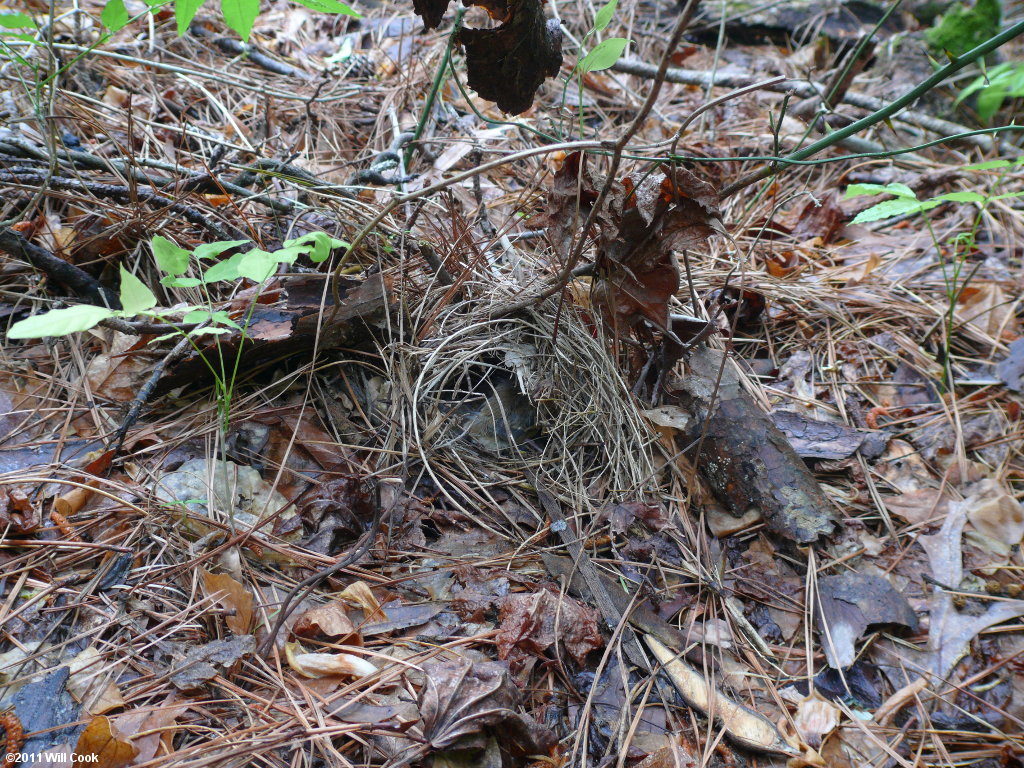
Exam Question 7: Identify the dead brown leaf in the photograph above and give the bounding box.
[201,570,254,635]
[497,589,603,665]
[457,0,562,115]
[74,716,138,768]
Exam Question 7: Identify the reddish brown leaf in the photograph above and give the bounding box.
[497,589,603,665]
[74,716,138,768]
[458,0,562,115]
[592,167,720,333]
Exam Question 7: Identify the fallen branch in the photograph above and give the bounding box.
[612,58,1017,156]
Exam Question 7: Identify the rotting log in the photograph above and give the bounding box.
[674,346,837,544]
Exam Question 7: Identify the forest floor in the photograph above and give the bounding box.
[1,1,1024,766]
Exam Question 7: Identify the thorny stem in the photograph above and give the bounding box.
[720,18,1024,199]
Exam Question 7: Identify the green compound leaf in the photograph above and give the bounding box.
[0,12,37,28]
[851,197,925,224]
[175,0,207,35]
[119,267,158,315]
[291,0,359,15]
[593,0,617,33]
[194,239,251,259]
[152,235,191,275]
[236,248,277,283]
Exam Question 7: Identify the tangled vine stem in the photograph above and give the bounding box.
[719,18,1024,199]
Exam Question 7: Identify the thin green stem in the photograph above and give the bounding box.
[404,8,465,169]
[721,18,1024,198]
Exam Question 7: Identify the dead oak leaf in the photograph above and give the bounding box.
[419,659,555,755]
[458,0,563,115]
[593,167,720,332]
[497,589,603,666]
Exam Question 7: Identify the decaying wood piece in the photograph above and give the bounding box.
[675,346,837,543]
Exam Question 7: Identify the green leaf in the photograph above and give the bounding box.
[291,0,359,15]
[8,305,117,339]
[593,0,617,32]
[193,239,250,259]
[236,248,277,282]
[220,0,260,39]
[843,182,916,200]
[190,326,233,336]
[175,0,206,35]
[202,252,245,282]
[100,0,131,31]
[282,232,347,263]
[976,82,1008,122]
[579,37,630,74]
[932,191,986,204]
[152,235,191,275]
[963,159,1012,171]
[183,309,213,323]
[161,275,203,288]
[119,267,158,315]
[851,197,924,224]
[210,310,242,329]
[0,12,37,28]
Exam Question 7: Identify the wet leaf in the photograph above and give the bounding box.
[419,659,555,754]
[815,572,918,669]
[996,337,1024,392]
[592,167,721,333]
[74,716,138,768]
[497,589,603,665]
[169,635,255,691]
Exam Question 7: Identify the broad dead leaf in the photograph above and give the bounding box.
[75,716,138,768]
[497,589,603,666]
[169,635,255,691]
[814,572,917,669]
[457,0,562,114]
[419,659,555,755]
[592,167,720,334]
[202,570,254,635]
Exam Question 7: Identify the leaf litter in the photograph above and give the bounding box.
[0,0,1023,766]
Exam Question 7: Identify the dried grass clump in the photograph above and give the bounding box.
[384,289,656,519]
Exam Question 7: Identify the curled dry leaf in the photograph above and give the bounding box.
[645,635,796,755]
[201,570,254,635]
[791,689,840,749]
[169,635,255,691]
[457,0,562,115]
[814,572,918,669]
[962,477,1024,554]
[419,659,555,755]
[284,642,376,679]
[338,581,387,622]
[497,589,604,666]
[592,167,721,334]
[291,600,361,643]
[74,716,138,768]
